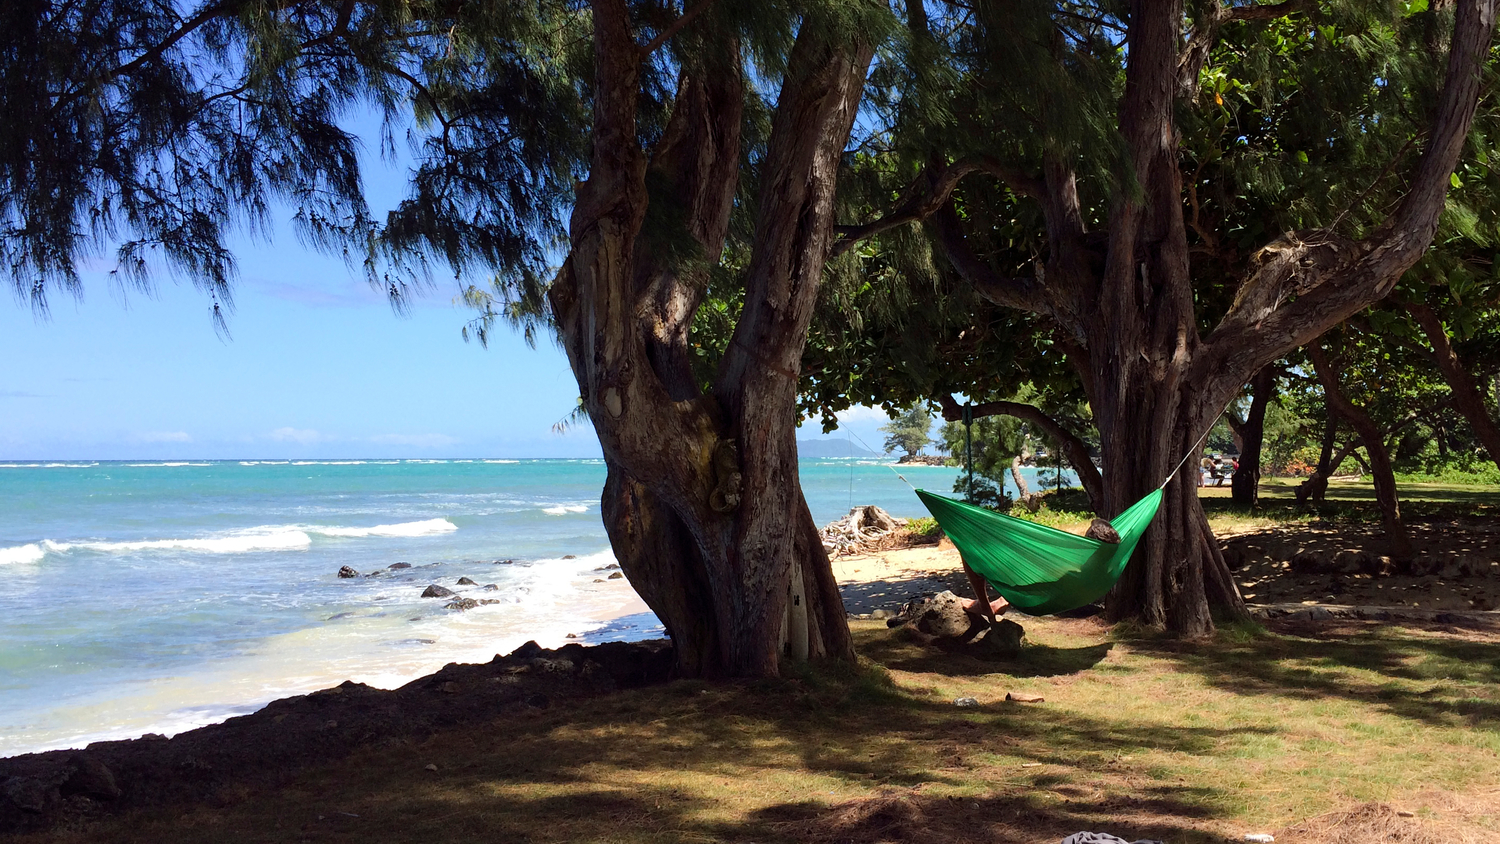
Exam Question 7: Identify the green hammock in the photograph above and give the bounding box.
[914,487,1164,616]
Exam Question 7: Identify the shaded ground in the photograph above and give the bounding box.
[6,616,1499,843]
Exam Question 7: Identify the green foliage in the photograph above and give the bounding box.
[880,404,933,456]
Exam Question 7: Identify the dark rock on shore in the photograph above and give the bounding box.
[607,572,624,580]
[0,639,673,835]
[420,585,454,599]
[456,577,476,586]
[337,566,359,578]
[482,584,500,591]
[389,562,412,570]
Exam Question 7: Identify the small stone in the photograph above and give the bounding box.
[424,763,438,772]
[592,578,605,583]
[566,633,579,639]
[456,576,477,586]
[494,559,514,564]
[482,584,500,591]
[421,584,455,599]
[954,697,980,708]
[1005,692,1045,703]
[337,565,359,578]
[608,572,624,580]
[561,554,577,560]
[1243,835,1275,843]
[444,598,480,611]
[1396,810,1415,818]
[389,562,412,570]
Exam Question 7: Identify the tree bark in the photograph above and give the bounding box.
[549,4,872,677]
[1230,365,1276,507]
[1407,301,1500,472]
[1308,343,1415,562]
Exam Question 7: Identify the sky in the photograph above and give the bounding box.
[0,140,904,460]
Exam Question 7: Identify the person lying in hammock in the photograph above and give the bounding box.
[960,516,1121,622]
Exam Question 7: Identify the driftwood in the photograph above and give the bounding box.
[819,505,907,557]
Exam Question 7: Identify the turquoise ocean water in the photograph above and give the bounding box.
[0,457,1071,756]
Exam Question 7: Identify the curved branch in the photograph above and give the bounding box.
[830,156,1043,257]
[931,201,1046,313]
[938,393,1105,514]
[640,0,717,59]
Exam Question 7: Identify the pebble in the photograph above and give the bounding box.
[1243,835,1274,843]
[424,763,438,772]
[954,697,979,708]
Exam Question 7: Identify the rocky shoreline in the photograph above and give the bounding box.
[0,639,673,835]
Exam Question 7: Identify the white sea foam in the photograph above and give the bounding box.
[291,461,368,466]
[45,530,313,556]
[309,518,457,538]
[126,462,212,467]
[0,543,46,565]
[483,459,519,464]
[541,504,590,516]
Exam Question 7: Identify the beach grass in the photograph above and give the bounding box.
[33,617,1500,843]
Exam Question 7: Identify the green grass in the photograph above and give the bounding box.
[36,618,1500,844]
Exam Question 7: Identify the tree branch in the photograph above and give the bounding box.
[930,201,1046,313]
[937,393,1105,514]
[831,158,984,257]
[1200,0,1498,387]
[640,0,717,59]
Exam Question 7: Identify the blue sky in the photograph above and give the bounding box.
[0,112,908,460]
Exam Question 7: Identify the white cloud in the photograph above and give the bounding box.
[834,405,891,424]
[135,431,193,443]
[268,427,324,445]
[367,433,459,449]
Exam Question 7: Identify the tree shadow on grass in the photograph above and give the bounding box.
[1129,622,1500,728]
[838,573,971,615]
[71,663,1259,844]
[857,630,1114,679]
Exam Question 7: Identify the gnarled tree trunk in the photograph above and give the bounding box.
[549,3,873,677]
[1231,365,1276,507]
[1308,343,1415,562]
[1407,301,1500,472]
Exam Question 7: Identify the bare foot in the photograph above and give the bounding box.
[961,597,1010,617]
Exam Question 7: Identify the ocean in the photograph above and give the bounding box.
[0,456,1070,756]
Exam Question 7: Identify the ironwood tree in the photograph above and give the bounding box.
[2,0,894,678]
[825,0,1499,634]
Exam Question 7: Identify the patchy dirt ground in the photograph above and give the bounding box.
[1220,518,1500,612]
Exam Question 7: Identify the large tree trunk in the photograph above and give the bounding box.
[1308,343,1415,562]
[549,4,872,677]
[1231,365,1276,507]
[1407,302,1500,472]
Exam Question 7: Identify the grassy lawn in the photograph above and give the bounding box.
[35,618,1500,844]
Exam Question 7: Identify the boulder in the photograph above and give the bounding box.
[482,584,500,591]
[980,618,1026,656]
[456,577,477,586]
[337,565,359,578]
[1333,549,1370,575]
[561,554,577,560]
[421,584,455,599]
[444,598,479,611]
[59,755,120,801]
[1290,551,1335,575]
[885,591,986,642]
[1,776,52,814]
[389,562,412,570]
[608,572,624,580]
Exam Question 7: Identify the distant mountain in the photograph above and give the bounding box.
[797,437,878,458]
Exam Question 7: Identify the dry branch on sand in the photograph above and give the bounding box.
[818,506,909,557]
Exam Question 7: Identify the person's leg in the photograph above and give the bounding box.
[960,559,1009,622]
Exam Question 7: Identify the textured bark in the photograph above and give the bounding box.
[549,4,871,677]
[1407,302,1500,472]
[1296,414,1338,508]
[1308,344,1415,562]
[1231,365,1276,507]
